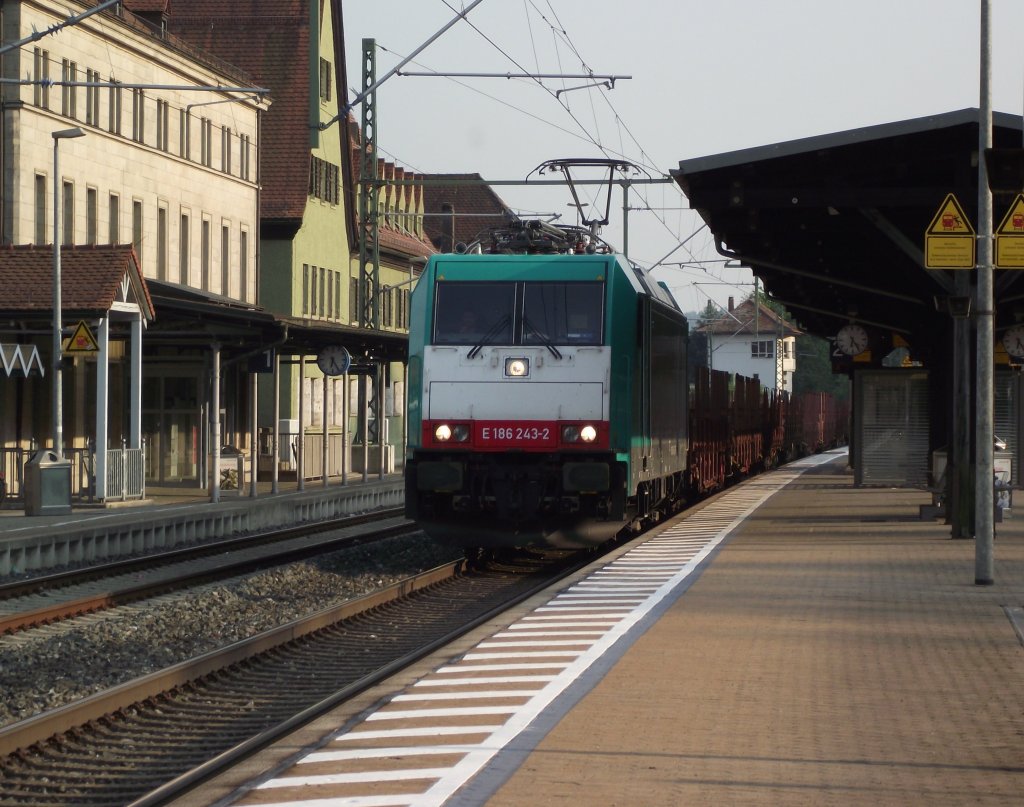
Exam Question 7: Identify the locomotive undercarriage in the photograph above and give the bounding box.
[407,452,628,548]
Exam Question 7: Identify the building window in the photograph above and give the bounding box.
[350,277,360,323]
[33,48,50,109]
[221,224,230,295]
[61,59,77,118]
[157,206,167,280]
[382,286,393,327]
[751,340,775,359]
[180,109,191,159]
[319,267,326,317]
[85,68,100,126]
[302,264,310,315]
[327,270,334,320]
[308,157,339,204]
[240,134,251,181]
[239,229,249,302]
[156,99,169,151]
[34,174,46,245]
[180,213,190,284]
[201,218,211,290]
[132,88,145,143]
[319,57,332,102]
[108,79,122,134]
[109,193,120,243]
[62,181,74,246]
[132,200,143,267]
[221,127,232,174]
[86,187,97,245]
[335,273,342,319]
[200,118,212,167]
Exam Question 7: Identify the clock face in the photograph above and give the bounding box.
[836,324,869,356]
[316,345,351,376]
[1002,325,1024,359]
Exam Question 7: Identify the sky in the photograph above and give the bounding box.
[342,0,1024,316]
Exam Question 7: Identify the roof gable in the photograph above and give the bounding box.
[0,245,154,320]
[699,298,800,337]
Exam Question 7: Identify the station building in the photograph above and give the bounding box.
[0,1,435,504]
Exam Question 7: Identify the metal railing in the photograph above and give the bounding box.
[0,441,145,504]
[0,445,94,503]
[106,439,146,501]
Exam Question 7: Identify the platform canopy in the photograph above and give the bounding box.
[672,108,1024,363]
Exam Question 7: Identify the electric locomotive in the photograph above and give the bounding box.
[404,220,689,549]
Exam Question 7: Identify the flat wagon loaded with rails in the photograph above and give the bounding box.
[404,159,848,553]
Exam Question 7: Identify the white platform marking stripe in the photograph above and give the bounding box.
[336,725,502,740]
[392,690,539,702]
[258,767,452,787]
[367,706,519,721]
[303,745,496,764]
[490,630,604,638]
[432,663,573,675]
[507,621,620,629]
[475,639,594,648]
[461,651,583,660]
[417,674,557,684]
[240,797,415,807]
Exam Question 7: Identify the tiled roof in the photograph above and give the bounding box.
[378,227,434,260]
[423,174,514,251]
[348,122,437,261]
[698,298,801,337]
[0,245,154,319]
[167,1,316,221]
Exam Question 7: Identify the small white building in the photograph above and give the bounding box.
[698,297,800,392]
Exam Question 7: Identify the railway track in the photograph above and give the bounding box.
[0,507,412,634]
[0,547,595,807]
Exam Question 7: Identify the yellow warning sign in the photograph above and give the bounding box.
[64,320,99,353]
[995,194,1024,268]
[925,193,975,269]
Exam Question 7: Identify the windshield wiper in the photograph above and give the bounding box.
[523,316,562,359]
[467,313,511,359]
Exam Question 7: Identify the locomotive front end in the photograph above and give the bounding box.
[405,254,626,548]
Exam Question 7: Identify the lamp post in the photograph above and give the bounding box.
[52,127,86,460]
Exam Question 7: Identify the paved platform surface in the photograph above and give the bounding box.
[182,452,1024,807]
[476,457,1024,806]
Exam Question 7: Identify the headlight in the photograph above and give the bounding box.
[562,424,598,444]
[504,357,529,377]
[434,423,470,443]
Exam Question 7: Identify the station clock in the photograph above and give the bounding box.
[836,323,870,356]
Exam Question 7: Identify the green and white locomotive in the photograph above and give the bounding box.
[404,219,689,549]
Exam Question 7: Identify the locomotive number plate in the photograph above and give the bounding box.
[475,421,556,448]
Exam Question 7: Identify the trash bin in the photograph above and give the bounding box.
[218,445,246,495]
[23,449,72,516]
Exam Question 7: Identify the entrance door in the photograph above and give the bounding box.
[142,373,201,484]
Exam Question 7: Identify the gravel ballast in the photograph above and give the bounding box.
[0,532,460,728]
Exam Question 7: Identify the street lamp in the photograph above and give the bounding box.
[52,127,85,459]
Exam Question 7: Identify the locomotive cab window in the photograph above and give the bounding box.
[433,282,515,345]
[433,280,604,346]
[522,282,603,346]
